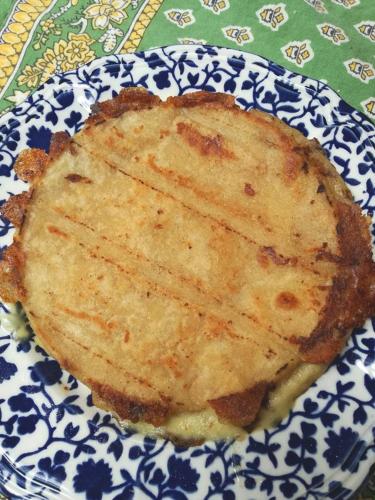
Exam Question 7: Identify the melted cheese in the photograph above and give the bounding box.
[120,362,326,441]
[254,362,326,430]
[29,331,325,441]
[30,330,325,441]
[121,409,246,442]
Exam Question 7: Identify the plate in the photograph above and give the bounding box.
[0,45,374,500]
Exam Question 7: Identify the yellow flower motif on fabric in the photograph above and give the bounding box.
[281,40,314,67]
[178,38,207,45]
[317,23,348,45]
[304,0,327,14]
[0,54,14,84]
[354,21,375,42]
[0,0,55,90]
[41,19,56,33]
[36,40,70,80]
[344,59,374,83]
[256,3,288,31]
[361,97,375,120]
[33,19,62,50]
[17,32,95,88]
[119,0,163,53]
[222,26,253,46]
[65,33,95,66]
[331,0,359,8]
[84,0,130,30]
[17,65,40,88]
[200,0,230,15]
[165,9,195,28]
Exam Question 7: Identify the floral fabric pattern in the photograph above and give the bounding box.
[0,2,374,499]
[84,0,130,30]
[0,0,373,119]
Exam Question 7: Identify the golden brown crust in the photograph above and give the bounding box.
[90,381,169,426]
[1,88,375,432]
[0,191,32,227]
[86,87,161,126]
[167,90,236,109]
[276,137,375,363]
[14,148,49,183]
[48,131,73,160]
[298,201,375,363]
[176,121,236,159]
[209,382,269,427]
[86,89,236,128]
[0,241,26,302]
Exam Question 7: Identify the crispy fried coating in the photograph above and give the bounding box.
[1,88,374,429]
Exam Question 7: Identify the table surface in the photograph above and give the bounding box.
[0,1,374,499]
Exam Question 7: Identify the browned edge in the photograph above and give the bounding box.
[292,145,375,363]
[0,241,26,302]
[209,382,270,427]
[90,380,169,426]
[1,87,374,429]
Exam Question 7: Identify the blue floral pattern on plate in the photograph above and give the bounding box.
[0,45,374,500]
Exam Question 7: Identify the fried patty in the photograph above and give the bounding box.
[1,88,374,430]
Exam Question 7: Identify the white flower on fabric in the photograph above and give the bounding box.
[354,21,375,42]
[6,89,30,105]
[281,40,314,67]
[84,0,130,30]
[200,0,230,15]
[222,25,253,46]
[99,24,124,52]
[317,23,349,44]
[164,9,195,28]
[344,59,375,83]
[361,97,375,120]
[256,4,288,31]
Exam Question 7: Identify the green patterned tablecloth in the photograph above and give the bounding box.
[0,0,374,120]
[0,1,374,499]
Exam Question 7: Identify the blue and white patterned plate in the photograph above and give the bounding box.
[0,45,374,500]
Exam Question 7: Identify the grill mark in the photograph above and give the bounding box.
[146,154,249,220]
[53,207,294,350]
[117,160,257,245]
[57,304,117,333]
[79,142,260,246]
[178,110,291,164]
[176,121,236,159]
[47,225,69,239]
[33,224,322,355]
[43,319,170,403]
[65,173,92,184]
[69,144,334,343]
[143,155,318,277]
[54,207,226,304]
[86,148,319,276]
[55,208,225,305]
[83,146,296,271]
[79,142,331,281]
[73,237,270,346]
[179,110,261,151]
